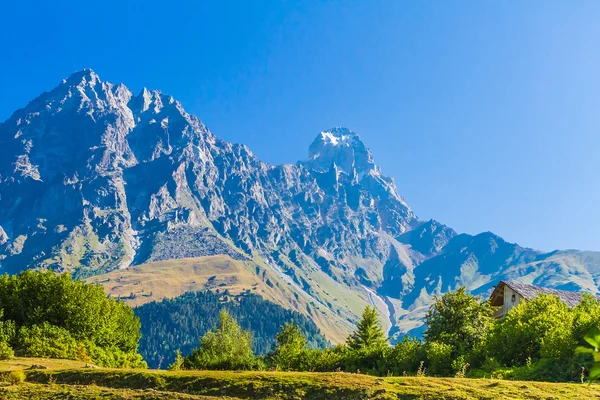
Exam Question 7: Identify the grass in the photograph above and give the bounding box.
[0,383,229,399]
[85,255,264,308]
[0,357,90,371]
[1,358,599,400]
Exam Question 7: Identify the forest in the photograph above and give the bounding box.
[135,290,328,368]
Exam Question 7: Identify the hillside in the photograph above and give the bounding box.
[86,255,361,342]
[1,361,600,400]
[1,69,600,340]
[134,290,328,369]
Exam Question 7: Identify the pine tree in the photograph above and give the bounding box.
[347,306,387,350]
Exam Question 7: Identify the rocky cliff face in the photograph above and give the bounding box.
[1,70,599,338]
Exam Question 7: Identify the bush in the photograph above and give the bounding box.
[425,341,453,376]
[269,323,309,371]
[425,287,494,369]
[0,271,146,368]
[18,323,79,359]
[487,294,573,366]
[168,349,184,371]
[0,341,14,360]
[84,341,148,369]
[386,336,424,375]
[7,370,25,385]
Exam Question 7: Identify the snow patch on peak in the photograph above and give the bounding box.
[319,127,357,146]
[62,69,100,87]
[307,127,374,174]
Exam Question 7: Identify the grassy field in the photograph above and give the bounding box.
[1,358,600,399]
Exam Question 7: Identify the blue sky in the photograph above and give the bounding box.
[1,1,599,251]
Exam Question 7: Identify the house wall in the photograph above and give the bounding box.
[502,286,523,317]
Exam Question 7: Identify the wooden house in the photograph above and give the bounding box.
[489,280,593,319]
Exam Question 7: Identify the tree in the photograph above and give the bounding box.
[184,309,260,370]
[386,336,424,375]
[424,287,494,366]
[345,306,389,374]
[487,294,573,366]
[347,306,387,351]
[0,270,146,368]
[269,322,308,371]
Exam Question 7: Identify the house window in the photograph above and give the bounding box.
[511,293,516,303]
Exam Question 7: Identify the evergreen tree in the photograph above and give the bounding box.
[347,306,387,351]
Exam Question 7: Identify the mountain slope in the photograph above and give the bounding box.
[135,290,328,369]
[1,69,599,340]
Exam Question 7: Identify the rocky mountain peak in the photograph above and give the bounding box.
[62,68,100,86]
[307,127,376,175]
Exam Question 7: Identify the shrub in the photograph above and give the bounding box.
[84,341,148,368]
[386,336,424,375]
[425,287,494,369]
[7,370,25,385]
[168,349,184,371]
[269,322,309,371]
[0,341,14,360]
[425,341,453,376]
[487,294,573,366]
[18,323,79,359]
[0,271,146,369]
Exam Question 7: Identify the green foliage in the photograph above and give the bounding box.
[0,341,14,360]
[7,370,25,385]
[424,341,453,376]
[168,349,184,371]
[0,270,145,367]
[0,309,15,360]
[425,287,494,365]
[83,341,148,368]
[135,290,328,368]
[18,323,79,359]
[575,329,600,382]
[184,310,261,370]
[347,306,387,351]
[269,323,309,371]
[385,336,424,375]
[487,294,573,366]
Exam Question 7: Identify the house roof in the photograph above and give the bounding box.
[489,280,597,308]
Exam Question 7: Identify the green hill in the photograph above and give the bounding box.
[135,290,329,368]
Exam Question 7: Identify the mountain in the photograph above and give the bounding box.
[1,69,599,341]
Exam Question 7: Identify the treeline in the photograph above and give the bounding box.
[172,288,600,382]
[135,290,329,369]
[0,271,146,368]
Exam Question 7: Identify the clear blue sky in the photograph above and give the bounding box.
[1,1,599,251]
